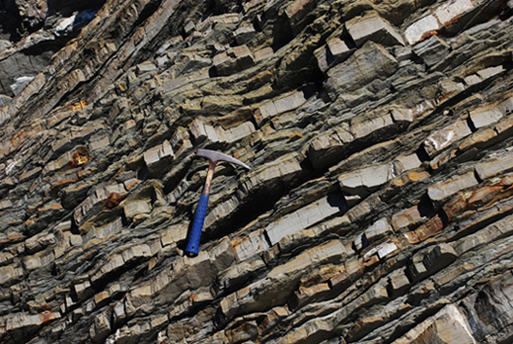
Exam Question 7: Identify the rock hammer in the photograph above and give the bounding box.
[185,149,251,256]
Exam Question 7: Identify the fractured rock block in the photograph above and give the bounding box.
[209,237,236,273]
[241,153,303,193]
[365,218,393,242]
[214,45,255,76]
[0,199,13,211]
[225,320,259,343]
[476,65,505,81]
[136,61,157,75]
[364,239,400,261]
[392,304,476,344]
[233,229,269,262]
[326,41,399,94]
[122,243,156,263]
[89,136,110,151]
[265,194,347,246]
[189,119,214,143]
[253,90,307,125]
[469,107,503,129]
[412,35,450,67]
[423,120,472,158]
[25,233,57,254]
[49,123,104,160]
[404,15,440,45]
[346,11,405,47]
[90,312,111,343]
[434,0,474,26]
[423,243,458,273]
[160,223,188,247]
[284,0,317,34]
[457,271,513,342]
[391,206,427,232]
[6,312,60,332]
[389,107,416,123]
[91,254,125,283]
[314,45,332,73]
[308,124,353,168]
[215,258,266,295]
[190,119,255,144]
[388,268,410,295]
[196,13,240,32]
[123,199,152,221]
[73,183,127,227]
[351,113,394,139]
[408,243,458,282]
[143,140,174,176]
[427,171,479,203]
[219,240,345,323]
[393,153,422,173]
[179,54,212,75]
[475,150,513,180]
[254,47,274,62]
[406,214,445,243]
[218,122,256,143]
[233,25,257,45]
[498,96,513,114]
[84,217,123,243]
[327,37,353,61]
[314,37,353,72]
[0,263,24,286]
[267,240,347,280]
[339,162,396,194]
[22,250,55,271]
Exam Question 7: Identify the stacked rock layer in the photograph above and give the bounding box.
[1,0,513,343]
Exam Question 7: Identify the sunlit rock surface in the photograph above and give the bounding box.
[1,0,513,343]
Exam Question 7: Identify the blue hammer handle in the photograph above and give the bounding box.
[184,150,250,256]
[185,193,210,255]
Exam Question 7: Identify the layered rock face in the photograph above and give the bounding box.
[1,0,513,343]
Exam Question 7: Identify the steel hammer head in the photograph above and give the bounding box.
[196,149,251,170]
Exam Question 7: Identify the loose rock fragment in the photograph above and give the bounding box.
[346,11,405,47]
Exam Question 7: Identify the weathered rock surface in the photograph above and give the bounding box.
[1,0,513,343]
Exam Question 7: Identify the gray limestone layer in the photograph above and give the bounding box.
[0,0,513,343]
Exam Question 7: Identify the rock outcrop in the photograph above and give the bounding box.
[0,0,513,343]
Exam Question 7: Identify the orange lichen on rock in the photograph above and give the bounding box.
[444,175,513,220]
[67,100,88,111]
[405,214,445,243]
[70,147,89,168]
[104,192,127,209]
[421,30,438,40]
[444,16,460,27]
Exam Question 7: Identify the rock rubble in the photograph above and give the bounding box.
[0,0,513,343]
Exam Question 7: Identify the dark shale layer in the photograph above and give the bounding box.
[1,0,513,343]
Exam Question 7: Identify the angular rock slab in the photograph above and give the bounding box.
[326,41,399,94]
[404,15,440,45]
[346,11,405,47]
[265,194,347,246]
[214,45,255,76]
[412,35,450,67]
[392,304,477,343]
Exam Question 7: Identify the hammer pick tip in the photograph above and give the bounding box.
[196,149,251,170]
